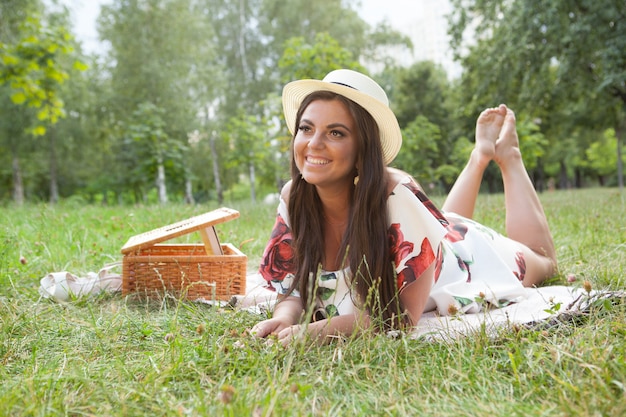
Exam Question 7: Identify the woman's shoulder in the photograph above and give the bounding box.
[386,167,424,195]
[280,180,292,204]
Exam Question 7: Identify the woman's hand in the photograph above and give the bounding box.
[249,317,296,339]
[254,313,370,347]
[249,294,371,346]
[248,295,303,342]
[275,324,305,346]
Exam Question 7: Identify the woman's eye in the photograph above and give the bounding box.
[297,125,311,133]
[330,130,344,137]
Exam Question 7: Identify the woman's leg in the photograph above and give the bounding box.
[442,105,506,217]
[495,108,557,286]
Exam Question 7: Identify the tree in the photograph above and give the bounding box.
[95,0,417,203]
[0,0,84,203]
[205,0,410,121]
[388,62,451,130]
[278,32,365,83]
[121,102,187,204]
[222,112,270,202]
[585,128,624,186]
[259,0,369,62]
[0,14,75,136]
[395,115,442,186]
[0,86,34,202]
[99,0,220,203]
[380,62,457,188]
[361,20,413,71]
[448,0,626,190]
[199,0,266,116]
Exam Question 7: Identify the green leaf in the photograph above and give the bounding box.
[37,107,49,121]
[73,60,89,71]
[11,92,27,104]
[2,54,18,66]
[32,125,46,136]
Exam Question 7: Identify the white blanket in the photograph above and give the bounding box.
[413,285,594,340]
[239,273,602,340]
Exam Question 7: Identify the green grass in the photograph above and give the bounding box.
[1,188,625,416]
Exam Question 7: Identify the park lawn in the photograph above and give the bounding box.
[0,188,625,416]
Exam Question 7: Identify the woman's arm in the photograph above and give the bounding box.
[399,262,435,326]
[275,311,371,346]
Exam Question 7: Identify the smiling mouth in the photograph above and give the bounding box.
[306,156,330,165]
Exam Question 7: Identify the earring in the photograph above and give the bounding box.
[353,175,359,185]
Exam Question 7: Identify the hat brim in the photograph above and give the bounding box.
[282,79,402,165]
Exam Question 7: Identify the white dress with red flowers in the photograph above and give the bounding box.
[259,175,529,318]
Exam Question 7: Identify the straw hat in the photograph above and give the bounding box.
[282,69,402,165]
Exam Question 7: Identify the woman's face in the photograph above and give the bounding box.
[293,99,358,190]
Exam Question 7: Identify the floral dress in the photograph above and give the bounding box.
[259,176,529,318]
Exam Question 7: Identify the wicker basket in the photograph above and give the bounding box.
[121,208,246,301]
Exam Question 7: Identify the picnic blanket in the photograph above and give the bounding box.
[237,273,617,340]
[38,266,619,341]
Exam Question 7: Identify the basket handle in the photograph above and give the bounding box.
[199,226,224,255]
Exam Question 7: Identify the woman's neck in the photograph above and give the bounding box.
[317,187,351,226]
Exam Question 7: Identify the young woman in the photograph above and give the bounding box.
[250,69,557,346]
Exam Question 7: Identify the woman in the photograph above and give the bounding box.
[250,69,557,345]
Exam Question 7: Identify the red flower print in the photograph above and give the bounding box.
[401,182,448,226]
[388,223,414,269]
[396,238,435,289]
[458,256,472,283]
[445,219,468,243]
[513,252,526,281]
[259,215,295,283]
[434,246,443,283]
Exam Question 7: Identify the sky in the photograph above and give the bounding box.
[59,0,458,76]
[60,0,110,54]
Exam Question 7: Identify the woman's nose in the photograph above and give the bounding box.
[307,131,324,149]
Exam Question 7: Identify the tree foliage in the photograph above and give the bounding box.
[448,0,626,188]
[382,62,457,188]
[585,128,624,185]
[395,115,441,185]
[278,32,365,83]
[0,0,85,203]
[2,0,625,203]
[98,0,220,202]
[0,9,82,136]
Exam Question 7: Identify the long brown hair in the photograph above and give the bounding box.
[287,91,404,329]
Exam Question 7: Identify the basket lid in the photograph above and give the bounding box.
[121,207,239,254]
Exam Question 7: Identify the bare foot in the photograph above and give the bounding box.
[474,104,507,166]
[494,108,522,166]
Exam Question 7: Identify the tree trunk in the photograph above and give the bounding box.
[184,176,195,204]
[574,168,583,188]
[12,154,24,205]
[156,153,168,204]
[205,105,223,205]
[209,131,223,204]
[617,121,624,192]
[249,160,256,202]
[238,0,250,82]
[559,161,569,189]
[49,128,59,204]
